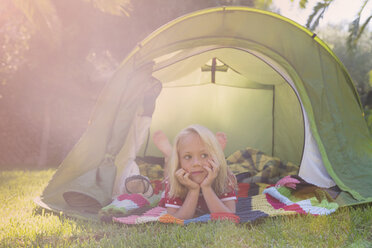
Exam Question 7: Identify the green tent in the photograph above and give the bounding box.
[36,7,372,218]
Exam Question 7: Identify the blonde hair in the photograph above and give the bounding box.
[167,124,235,198]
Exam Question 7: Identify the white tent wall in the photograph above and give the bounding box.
[262,54,336,188]
[144,84,274,157]
[143,81,305,167]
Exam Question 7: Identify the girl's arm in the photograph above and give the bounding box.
[201,158,236,213]
[201,186,236,213]
[167,169,201,219]
[167,187,200,219]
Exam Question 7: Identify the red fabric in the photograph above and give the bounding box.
[117,193,149,206]
[237,183,250,198]
[211,212,240,223]
[283,204,307,214]
[150,180,164,194]
[265,193,307,214]
[265,194,286,210]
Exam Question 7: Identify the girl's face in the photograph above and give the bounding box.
[177,132,211,184]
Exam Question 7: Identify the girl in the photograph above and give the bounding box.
[154,124,237,220]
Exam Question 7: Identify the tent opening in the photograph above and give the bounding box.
[138,47,305,166]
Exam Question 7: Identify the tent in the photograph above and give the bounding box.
[36,6,372,218]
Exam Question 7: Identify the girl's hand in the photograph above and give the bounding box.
[175,168,200,190]
[200,157,220,188]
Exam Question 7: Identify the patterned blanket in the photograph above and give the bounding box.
[99,148,338,224]
[101,176,338,225]
[227,147,299,184]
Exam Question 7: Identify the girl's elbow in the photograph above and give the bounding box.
[226,207,236,214]
[224,201,236,213]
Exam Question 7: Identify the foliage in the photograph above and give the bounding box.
[364,108,372,134]
[11,0,62,35]
[347,0,372,49]
[0,2,32,83]
[82,0,132,16]
[0,0,138,168]
[305,0,334,31]
[1,169,372,247]
[292,0,372,49]
[317,24,372,133]
[318,25,372,94]
[0,0,132,86]
[254,0,273,10]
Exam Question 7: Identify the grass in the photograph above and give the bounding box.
[0,169,371,248]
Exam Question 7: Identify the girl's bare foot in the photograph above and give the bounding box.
[153,130,173,158]
[216,132,227,150]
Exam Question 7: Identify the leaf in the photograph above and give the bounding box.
[366,110,372,132]
[356,15,372,41]
[10,0,61,46]
[254,0,272,10]
[11,0,57,28]
[347,17,360,49]
[299,0,308,8]
[346,15,372,50]
[354,15,372,44]
[349,17,360,37]
[306,2,326,30]
[305,0,334,30]
[347,0,371,49]
[82,0,132,17]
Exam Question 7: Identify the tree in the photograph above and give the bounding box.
[0,0,132,83]
[2,0,266,167]
[0,0,133,167]
[290,0,372,48]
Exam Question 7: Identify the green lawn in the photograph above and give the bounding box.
[1,169,371,248]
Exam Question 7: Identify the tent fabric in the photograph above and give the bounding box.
[37,6,372,218]
[112,115,151,196]
[38,66,159,216]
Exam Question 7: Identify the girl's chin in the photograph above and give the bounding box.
[190,174,207,184]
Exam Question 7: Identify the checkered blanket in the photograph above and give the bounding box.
[227,147,299,184]
[108,176,338,225]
